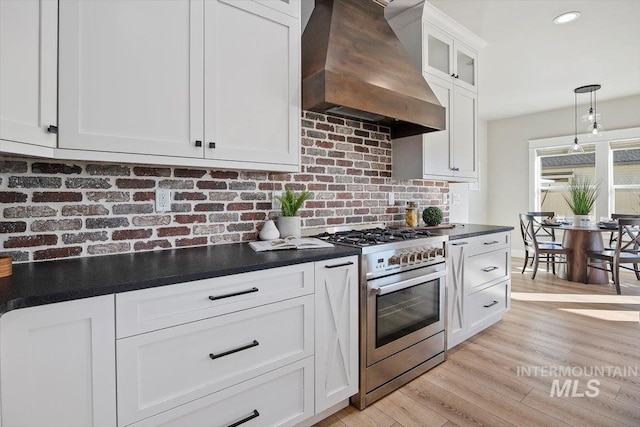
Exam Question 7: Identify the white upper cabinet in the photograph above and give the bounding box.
[388,1,484,182]
[423,22,478,93]
[204,0,300,167]
[55,0,300,172]
[0,0,57,152]
[59,0,204,158]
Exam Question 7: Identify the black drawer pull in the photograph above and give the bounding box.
[210,340,259,360]
[325,261,354,269]
[483,241,499,245]
[482,266,499,272]
[47,125,58,134]
[227,410,260,427]
[209,287,258,301]
[484,300,499,308]
[451,241,468,246]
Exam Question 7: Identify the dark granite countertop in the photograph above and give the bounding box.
[0,243,360,314]
[430,223,514,240]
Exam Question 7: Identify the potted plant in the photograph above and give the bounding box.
[275,189,311,238]
[422,206,444,227]
[563,176,600,227]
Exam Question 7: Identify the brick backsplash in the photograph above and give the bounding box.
[0,112,449,263]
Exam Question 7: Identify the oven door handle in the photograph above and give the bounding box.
[369,270,446,296]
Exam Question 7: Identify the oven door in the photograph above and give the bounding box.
[366,263,446,366]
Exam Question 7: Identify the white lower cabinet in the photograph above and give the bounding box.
[447,232,511,349]
[0,256,358,427]
[0,295,116,427]
[127,358,314,427]
[314,256,359,413]
[117,296,314,426]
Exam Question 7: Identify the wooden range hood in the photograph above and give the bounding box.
[302,0,446,139]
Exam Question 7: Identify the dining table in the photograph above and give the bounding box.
[543,223,613,284]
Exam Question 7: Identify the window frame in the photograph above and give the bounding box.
[528,127,640,219]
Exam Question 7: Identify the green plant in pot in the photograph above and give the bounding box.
[275,189,310,238]
[563,176,600,227]
[423,206,443,226]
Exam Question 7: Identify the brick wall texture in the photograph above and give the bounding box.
[0,112,449,263]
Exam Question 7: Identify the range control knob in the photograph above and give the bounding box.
[388,255,400,265]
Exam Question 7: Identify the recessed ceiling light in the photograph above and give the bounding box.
[553,11,581,24]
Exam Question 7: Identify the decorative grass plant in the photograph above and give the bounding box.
[275,189,311,217]
[563,176,600,215]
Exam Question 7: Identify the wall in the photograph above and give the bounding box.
[0,112,449,263]
[487,94,640,255]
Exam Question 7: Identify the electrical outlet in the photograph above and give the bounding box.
[271,191,281,211]
[452,194,461,205]
[388,192,394,205]
[155,189,171,213]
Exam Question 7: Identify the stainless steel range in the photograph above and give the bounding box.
[309,224,448,409]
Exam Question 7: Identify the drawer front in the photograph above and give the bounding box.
[465,248,509,293]
[467,281,509,329]
[116,262,314,338]
[464,231,510,257]
[117,296,314,426]
[127,357,314,427]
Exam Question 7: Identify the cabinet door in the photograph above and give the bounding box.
[447,240,467,349]
[0,296,116,427]
[314,256,359,412]
[59,0,204,157]
[451,86,477,179]
[422,76,453,178]
[254,0,300,18]
[453,42,478,93]
[422,23,454,81]
[204,0,300,167]
[0,0,57,148]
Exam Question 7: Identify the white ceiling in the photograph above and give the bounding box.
[387,0,640,121]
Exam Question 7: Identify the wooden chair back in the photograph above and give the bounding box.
[527,211,556,241]
[615,218,640,254]
[519,214,538,249]
[609,214,640,246]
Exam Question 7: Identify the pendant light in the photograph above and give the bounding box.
[574,84,603,137]
[569,91,584,153]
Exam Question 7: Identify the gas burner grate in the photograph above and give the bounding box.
[312,227,434,248]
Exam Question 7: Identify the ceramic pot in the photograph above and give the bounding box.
[277,216,301,238]
[259,219,280,240]
[573,214,591,228]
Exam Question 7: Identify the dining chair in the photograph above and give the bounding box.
[587,217,640,295]
[527,211,561,244]
[519,214,570,279]
[608,213,640,247]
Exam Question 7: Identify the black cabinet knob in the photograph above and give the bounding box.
[195,140,202,147]
[209,142,216,149]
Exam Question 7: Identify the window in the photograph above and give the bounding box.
[611,140,640,215]
[529,128,640,219]
[537,146,596,217]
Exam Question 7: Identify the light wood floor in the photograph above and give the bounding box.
[317,259,640,427]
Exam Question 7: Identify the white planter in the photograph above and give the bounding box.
[573,214,591,228]
[277,216,301,238]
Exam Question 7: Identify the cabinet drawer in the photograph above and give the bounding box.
[116,262,314,338]
[467,281,509,329]
[127,357,314,427]
[452,231,509,257]
[117,296,314,426]
[465,248,509,293]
